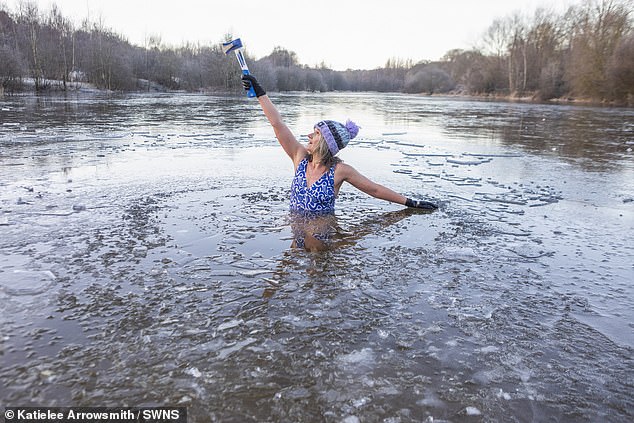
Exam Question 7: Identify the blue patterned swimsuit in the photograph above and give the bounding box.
[290,157,336,215]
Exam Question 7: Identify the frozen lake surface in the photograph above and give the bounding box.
[1,92,633,422]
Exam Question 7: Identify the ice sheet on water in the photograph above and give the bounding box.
[382,131,408,136]
[337,348,375,372]
[185,367,202,378]
[478,345,500,354]
[215,337,257,360]
[446,156,493,166]
[0,269,56,296]
[472,368,504,386]
[507,244,553,259]
[217,319,243,331]
[465,406,482,416]
[442,246,479,262]
[416,390,446,408]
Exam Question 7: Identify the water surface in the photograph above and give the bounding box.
[1,92,633,422]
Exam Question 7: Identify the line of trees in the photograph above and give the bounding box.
[1,0,632,105]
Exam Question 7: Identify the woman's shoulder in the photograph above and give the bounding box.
[334,161,359,178]
[335,160,353,170]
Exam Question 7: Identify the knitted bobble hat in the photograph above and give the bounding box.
[315,119,360,156]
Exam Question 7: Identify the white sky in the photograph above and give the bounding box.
[2,0,587,70]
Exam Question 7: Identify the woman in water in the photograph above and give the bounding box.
[241,75,437,249]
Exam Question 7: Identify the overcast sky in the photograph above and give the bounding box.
[2,0,587,70]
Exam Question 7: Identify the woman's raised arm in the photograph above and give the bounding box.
[242,75,306,165]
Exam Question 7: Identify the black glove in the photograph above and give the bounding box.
[406,198,438,210]
[241,74,266,98]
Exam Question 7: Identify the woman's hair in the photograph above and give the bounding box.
[310,132,342,167]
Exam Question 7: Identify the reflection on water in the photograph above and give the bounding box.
[1,93,633,422]
[289,212,338,251]
[288,208,423,252]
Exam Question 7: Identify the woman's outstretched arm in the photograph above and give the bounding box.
[337,163,438,209]
[242,75,306,166]
[337,163,407,204]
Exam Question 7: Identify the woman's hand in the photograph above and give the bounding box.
[405,198,438,210]
[241,75,266,98]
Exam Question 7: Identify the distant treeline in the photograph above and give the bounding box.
[1,0,632,105]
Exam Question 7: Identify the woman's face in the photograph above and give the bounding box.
[306,128,321,154]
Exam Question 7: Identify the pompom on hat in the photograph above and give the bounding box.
[315,119,360,156]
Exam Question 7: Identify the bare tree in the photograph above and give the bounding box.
[606,33,634,104]
[44,4,73,89]
[566,0,632,100]
[0,8,26,91]
[522,8,567,99]
[17,1,43,90]
[508,12,529,95]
